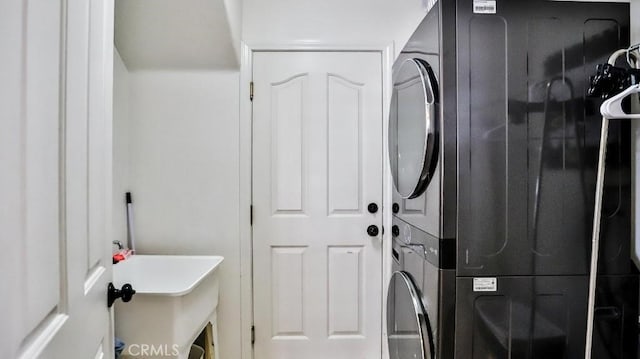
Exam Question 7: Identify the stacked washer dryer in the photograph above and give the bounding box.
[386,1,638,358]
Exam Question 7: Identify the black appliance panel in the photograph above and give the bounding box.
[454,275,638,359]
[456,0,632,276]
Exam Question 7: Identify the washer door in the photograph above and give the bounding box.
[387,271,435,359]
[388,58,440,199]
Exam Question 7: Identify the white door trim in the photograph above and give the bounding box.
[238,41,395,359]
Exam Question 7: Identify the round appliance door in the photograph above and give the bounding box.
[388,58,440,199]
[387,271,435,359]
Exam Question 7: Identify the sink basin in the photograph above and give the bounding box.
[113,255,223,296]
[113,255,224,358]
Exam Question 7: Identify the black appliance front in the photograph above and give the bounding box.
[451,0,637,357]
[455,275,639,359]
[456,0,633,277]
[391,0,633,277]
[390,0,637,358]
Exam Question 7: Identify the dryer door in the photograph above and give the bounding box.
[387,271,435,359]
[389,58,440,199]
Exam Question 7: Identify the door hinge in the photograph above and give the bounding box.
[250,81,254,101]
[251,325,255,345]
[250,205,253,226]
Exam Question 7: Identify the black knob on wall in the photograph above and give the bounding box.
[367,203,379,214]
[367,225,379,237]
[108,282,136,308]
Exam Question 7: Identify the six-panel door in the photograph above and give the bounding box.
[252,51,384,359]
[1,0,115,357]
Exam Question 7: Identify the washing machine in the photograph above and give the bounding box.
[387,217,455,359]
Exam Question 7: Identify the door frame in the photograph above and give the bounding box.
[238,41,395,359]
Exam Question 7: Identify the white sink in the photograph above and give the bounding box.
[113,255,223,296]
[113,255,224,359]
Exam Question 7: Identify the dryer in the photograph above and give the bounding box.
[388,4,453,240]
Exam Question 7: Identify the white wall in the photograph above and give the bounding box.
[224,0,243,61]
[125,70,241,359]
[115,0,240,70]
[113,49,131,249]
[242,0,427,57]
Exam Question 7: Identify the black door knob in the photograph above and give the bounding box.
[108,282,136,308]
[392,225,400,237]
[367,203,379,214]
[367,225,379,237]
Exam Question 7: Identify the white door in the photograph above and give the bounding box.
[1,0,115,358]
[252,52,384,359]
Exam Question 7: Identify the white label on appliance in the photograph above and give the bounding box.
[473,277,497,292]
[473,0,497,14]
